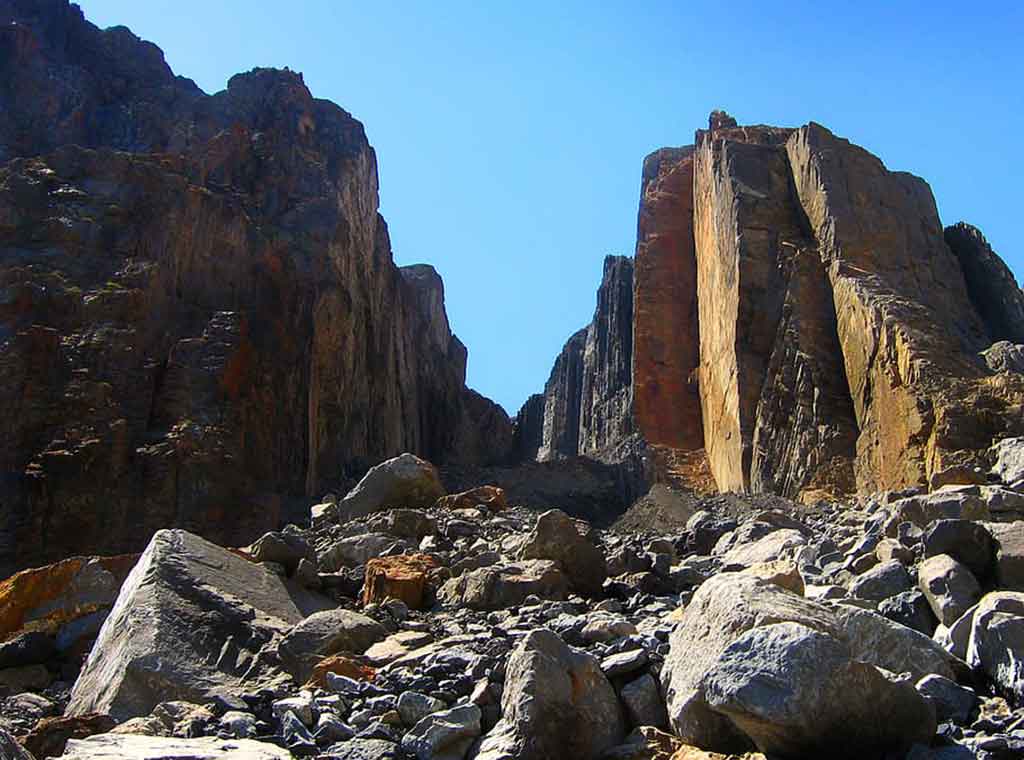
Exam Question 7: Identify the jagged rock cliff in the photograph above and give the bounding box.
[0,0,510,575]
[521,257,637,464]
[524,111,1024,502]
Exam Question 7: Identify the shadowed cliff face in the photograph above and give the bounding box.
[520,113,1024,502]
[0,0,510,574]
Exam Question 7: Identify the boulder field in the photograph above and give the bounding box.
[3,3,1024,760]
[0,451,1022,758]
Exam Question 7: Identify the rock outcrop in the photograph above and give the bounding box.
[523,111,1024,503]
[527,257,637,464]
[0,0,510,575]
[633,147,704,453]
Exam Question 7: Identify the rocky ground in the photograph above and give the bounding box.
[2,446,1024,759]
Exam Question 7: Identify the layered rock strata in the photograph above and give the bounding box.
[0,0,510,575]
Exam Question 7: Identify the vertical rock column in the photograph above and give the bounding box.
[632,147,704,452]
[692,121,859,498]
[786,123,989,491]
[579,256,636,458]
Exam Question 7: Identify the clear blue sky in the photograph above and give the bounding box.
[80,1,1023,415]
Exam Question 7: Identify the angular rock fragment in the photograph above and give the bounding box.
[476,629,624,759]
[336,454,446,522]
[67,530,332,720]
[518,509,606,596]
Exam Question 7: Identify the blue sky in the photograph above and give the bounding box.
[81,1,1024,415]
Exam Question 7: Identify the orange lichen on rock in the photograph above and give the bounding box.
[0,554,137,641]
[362,553,440,609]
[435,485,508,512]
[305,654,376,689]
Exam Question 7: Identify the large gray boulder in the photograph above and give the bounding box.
[966,591,1024,703]
[276,608,387,683]
[518,510,606,596]
[834,606,957,682]
[475,628,624,760]
[849,559,913,602]
[67,530,333,720]
[59,734,291,759]
[661,574,945,755]
[985,521,1024,591]
[704,621,935,758]
[436,561,568,611]
[335,454,445,522]
[918,554,982,627]
[922,520,996,583]
[718,528,806,568]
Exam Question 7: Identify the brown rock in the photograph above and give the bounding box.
[0,554,136,642]
[0,3,510,575]
[785,122,1017,492]
[693,124,857,497]
[633,148,704,453]
[305,654,376,689]
[435,485,508,512]
[22,713,117,760]
[362,553,440,609]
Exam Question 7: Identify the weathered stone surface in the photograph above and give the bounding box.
[522,113,1024,502]
[991,438,1024,486]
[981,341,1024,374]
[435,485,508,512]
[621,673,669,729]
[916,674,977,724]
[786,122,1022,493]
[277,608,386,683]
[718,528,806,568]
[475,628,625,760]
[0,554,137,644]
[60,734,292,759]
[248,532,315,576]
[336,454,445,522]
[518,509,606,596]
[849,559,913,602]
[436,560,568,611]
[944,222,1024,345]
[401,703,481,760]
[361,554,439,609]
[511,394,545,463]
[0,727,33,760]
[22,713,117,759]
[578,256,636,459]
[919,554,982,627]
[985,521,1024,591]
[922,520,996,583]
[0,2,509,575]
[738,560,804,595]
[536,329,587,462]
[67,529,332,720]
[662,574,954,752]
[530,256,639,467]
[633,147,704,453]
[693,122,857,498]
[966,591,1024,703]
[703,621,935,758]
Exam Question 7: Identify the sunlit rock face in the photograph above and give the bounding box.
[524,112,1024,502]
